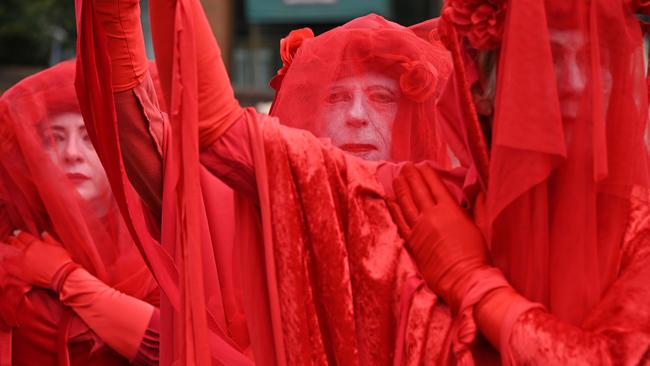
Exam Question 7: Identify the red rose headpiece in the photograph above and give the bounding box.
[399,60,439,103]
[443,0,506,50]
[269,27,315,91]
[268,14,455,164]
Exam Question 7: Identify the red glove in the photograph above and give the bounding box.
[389,164,542,362]
[390,163,492,312]
[59,267,155,360]
[1,232,155,360]
[1,231,79,291]
[93,0,148,91]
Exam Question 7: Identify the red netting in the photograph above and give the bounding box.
[441,0,650,324]
[270,14,455,166]
[0,60,158,328]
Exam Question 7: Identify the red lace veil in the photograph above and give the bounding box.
[270,14,454,165]
[0,60,158,361]
[441,0,650,324]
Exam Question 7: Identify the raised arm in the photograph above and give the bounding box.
[92,0,258,213]
[92,0,164,215]
[149,0,244,150]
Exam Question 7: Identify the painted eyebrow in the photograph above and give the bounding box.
[50,125,67,132]
[366,85,397,95]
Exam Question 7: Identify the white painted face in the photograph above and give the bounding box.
[320,72,400,161]
[44,113,110,213]
[549,29,612,119]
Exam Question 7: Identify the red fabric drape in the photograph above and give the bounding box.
[74,0,252,363]
[270,15,454,167]
[441,0,650,325]
[0,61,159,364]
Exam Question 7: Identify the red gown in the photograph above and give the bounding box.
[112,76,466,364]
[76,0,464,363]
[432,0,650,363]
[0,61,160,365]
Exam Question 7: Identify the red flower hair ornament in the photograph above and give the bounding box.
[270,27,315,90]
[270,26,441,103]
[443,0,506,50]
[400,60,439,103]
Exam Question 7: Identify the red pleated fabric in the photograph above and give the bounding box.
[74,0,252,364]
[440,0,650,326]
[0,61,159,364]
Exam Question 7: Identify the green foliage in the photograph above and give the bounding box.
[0,0,76,65]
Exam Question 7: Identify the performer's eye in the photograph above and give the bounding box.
[52,133,66,143]
[82,132,92,146]
[367,86,396,104]
[368,90,395,104]
[326,90,351,104]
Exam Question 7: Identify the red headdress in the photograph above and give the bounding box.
[270,14,455,165]
[441,0,650,324]
[0,60,159,363]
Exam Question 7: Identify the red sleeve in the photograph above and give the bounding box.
[507,230,650,364]
[114,74,259,204]
[114,77,165,218]
[199,110,259,200]
[132,308,160,366]
[149,0,243,150]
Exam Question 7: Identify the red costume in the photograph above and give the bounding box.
[73,0,477,364]
[392,0,650,364]
[0,61,160,365]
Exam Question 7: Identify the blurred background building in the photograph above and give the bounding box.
[0,0,443,105]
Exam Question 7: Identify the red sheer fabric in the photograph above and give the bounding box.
[74,0,252,364]
[492,0,649,324]
[0,61,159,364]
[437,0,650,363]
[271,15,454,165]
[77,0,472,362]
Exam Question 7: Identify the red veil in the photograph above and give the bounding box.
[0,60,159,363]
[270,14,454,165]
[74,0,253,363]
[441,0,650,325]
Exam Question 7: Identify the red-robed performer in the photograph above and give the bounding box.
[73,0,483,364]
[391,0,650,364]
[0,61,160,365]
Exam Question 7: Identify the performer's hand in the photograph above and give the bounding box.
[1,231,77,291]
[389,163,491,312]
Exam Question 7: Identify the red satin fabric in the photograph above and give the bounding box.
[0,61,159,364]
